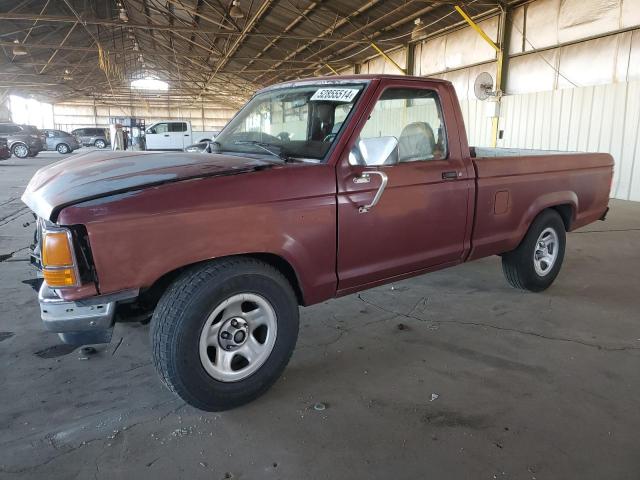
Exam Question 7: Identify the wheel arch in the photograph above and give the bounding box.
[137,253,306,313]
[11,141,27,152]
[550,203,575,231]
[519,192,577,241]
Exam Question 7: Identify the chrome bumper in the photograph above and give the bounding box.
[38,283,138,345]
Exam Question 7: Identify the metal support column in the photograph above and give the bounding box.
[455,4,510,147]
[406,42,416,76]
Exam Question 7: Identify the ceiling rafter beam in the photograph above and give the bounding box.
[253,0,382,83]
[0,13,376,43]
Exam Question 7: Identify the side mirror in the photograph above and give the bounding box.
[349,136,398,166]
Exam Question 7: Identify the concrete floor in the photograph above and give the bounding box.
[1,150,639,480]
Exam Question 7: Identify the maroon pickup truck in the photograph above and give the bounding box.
[22,75,612,411]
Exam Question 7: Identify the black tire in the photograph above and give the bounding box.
[56,143,70,154]
[11,143,29,159]
[151,258,299,411]
[501,209,566,292]
[94,139,106,149]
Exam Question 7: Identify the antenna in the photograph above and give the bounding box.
[474,72,496,101]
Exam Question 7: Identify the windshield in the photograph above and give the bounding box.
[214,83,366,161]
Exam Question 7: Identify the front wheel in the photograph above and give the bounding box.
[151,258,299,411]
[56,143,70,154]
[94,139,106,149]
[12,143,29,158]
[502,209,566,292]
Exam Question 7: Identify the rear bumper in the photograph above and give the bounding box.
[38,283,138,345]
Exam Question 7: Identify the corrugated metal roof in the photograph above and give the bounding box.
[0,0,505,107]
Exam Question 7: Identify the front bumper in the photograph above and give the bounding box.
[38,283,138,345]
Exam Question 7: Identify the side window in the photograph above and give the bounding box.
[356,88,447,165]
[1,125,21,134]
[46,131,55,138]
[169,122,187,132]
[149,123,168,134]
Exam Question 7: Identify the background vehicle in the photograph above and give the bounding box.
[71,127,110,149]
[0,137,10,160]
[42,129,80,154]
[145,121,218,150]
[0,123,44,158]
[22,75,613,411]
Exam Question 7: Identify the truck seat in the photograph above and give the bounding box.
[398,122,436,162]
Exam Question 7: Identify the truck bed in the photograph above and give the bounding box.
[470,146,574,158]
[467,149,614,261]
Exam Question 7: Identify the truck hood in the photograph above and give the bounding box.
[22,150,271,220]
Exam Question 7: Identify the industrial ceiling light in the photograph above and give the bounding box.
[12,39,28,56]
[133,42,139,51]
[411,18,423,42]
[63,69,73,81]
[131,77,169,91]
[229,1,244,19]
[119,8,129,22]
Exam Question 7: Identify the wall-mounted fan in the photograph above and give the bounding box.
[474,72,497,100]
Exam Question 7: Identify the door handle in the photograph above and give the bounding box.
[163,134,170,137]
[184,134,189,136]
[354,171,388,213]
[442,171,460,180]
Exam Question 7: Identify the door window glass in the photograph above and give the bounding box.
[169,122,187,132]
[357,88,447,164]
[148,123,168,134]
[0,124,21,134]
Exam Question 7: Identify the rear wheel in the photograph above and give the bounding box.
[94,139,106,149]
[12,143,29,159]
[151,258,299,411]
[56,143,70,154]
[502,209,566,292]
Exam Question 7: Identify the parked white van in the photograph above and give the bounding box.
[144,121,218,150]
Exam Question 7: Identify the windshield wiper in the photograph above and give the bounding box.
[233,140,291,163]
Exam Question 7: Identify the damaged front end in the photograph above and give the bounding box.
[29,216,137,345]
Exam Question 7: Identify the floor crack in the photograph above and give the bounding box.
[357,293,640,353]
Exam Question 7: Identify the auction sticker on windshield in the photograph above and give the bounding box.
[310,88,359,102]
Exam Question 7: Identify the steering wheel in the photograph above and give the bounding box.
[276,132,291,142]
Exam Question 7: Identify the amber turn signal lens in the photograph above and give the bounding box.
[42,231,74,267]
[43,268,77,287]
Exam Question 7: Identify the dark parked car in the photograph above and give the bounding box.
[0,137,10,160]
[71,127,110,149]
[0,123,44,158]
[42,129,80,154]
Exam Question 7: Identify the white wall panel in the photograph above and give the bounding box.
[506,50,559,94]
[361,47,406,75]
[481,80,640,200]
[558,0,621,43]
[557,36,618,88]
[524,0,561,51]
[622,0,640,27]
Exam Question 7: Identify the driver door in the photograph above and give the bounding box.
[336,79,473,292]
[145,123,170,150]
